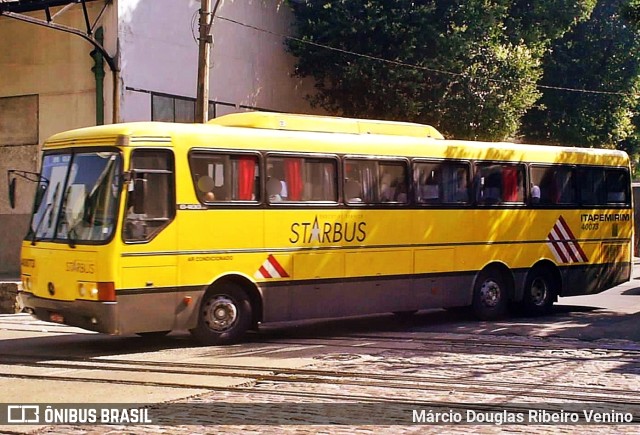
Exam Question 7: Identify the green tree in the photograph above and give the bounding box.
[521,0,640,158]
[287,0,594,140]
[622,0,640,25]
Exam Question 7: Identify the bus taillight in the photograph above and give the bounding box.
[97,282,116,302]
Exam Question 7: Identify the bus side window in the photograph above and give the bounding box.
[530,165,578,206]
[189,152,260,202]
[345,158,407,205]
[415,161,469,204]
[414,162,441,203]
[344,159,376,204]
[475,163,524,205]
[605,169,629,204]
[305,158,337,202]
[444,164,469,203]
[579,167,606,205]
[266,155,337,203]
[124,149,175,242]
[378,161,407,203]
[475,165,502,204]
[579,166,631,206]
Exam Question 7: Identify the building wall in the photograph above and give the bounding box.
[120,0,320,121]
[0,3,116,275]
[0,95,38,276]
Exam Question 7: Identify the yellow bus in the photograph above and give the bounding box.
[10,111,632,345]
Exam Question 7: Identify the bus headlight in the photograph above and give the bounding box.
[21,274,32,291]
[77,282,95,297]
[77,281,115,301]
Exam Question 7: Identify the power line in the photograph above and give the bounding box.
[216,15,638,98]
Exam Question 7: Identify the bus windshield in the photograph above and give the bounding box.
[29,151,122,245]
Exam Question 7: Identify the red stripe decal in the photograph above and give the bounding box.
[268,255,289,278]
[557,216,588,262]
[548,233,569,263]
[258,265,271,279]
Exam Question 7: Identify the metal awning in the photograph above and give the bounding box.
[0,1,95,14]
[0,0,116,72]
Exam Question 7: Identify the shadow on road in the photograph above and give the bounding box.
[1,301,638,377]
[622,286,640,295]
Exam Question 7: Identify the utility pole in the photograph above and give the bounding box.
[196,0,214,123]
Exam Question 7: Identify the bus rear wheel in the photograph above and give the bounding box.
[472,268,508,321]
[190,283,252,346]
[521,268,555,316]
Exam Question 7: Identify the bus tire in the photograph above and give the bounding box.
[521,267,555,316]
[190,283,252,346]
[472,268,508,321]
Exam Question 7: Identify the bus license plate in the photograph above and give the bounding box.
[49,313,64,323]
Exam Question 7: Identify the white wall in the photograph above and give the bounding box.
[118,0,321,120]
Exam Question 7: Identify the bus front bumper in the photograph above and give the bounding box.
[18,291,118,334]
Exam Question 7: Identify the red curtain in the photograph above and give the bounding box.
[502,167,518,201]
[285,158,303,201]
[237,157,255,200]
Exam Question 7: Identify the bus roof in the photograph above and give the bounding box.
[208,111,445,139]
[43,112,630,167]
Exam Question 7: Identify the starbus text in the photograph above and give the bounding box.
[289,218,366,244]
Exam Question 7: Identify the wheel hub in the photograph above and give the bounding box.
[204,296,238,332]
[480,279,501,307]
[530,277,548,306]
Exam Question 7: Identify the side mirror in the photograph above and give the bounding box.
[8,177,16,209]
[133,178,147,214]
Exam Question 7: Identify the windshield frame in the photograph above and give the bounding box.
[26,147,124,246]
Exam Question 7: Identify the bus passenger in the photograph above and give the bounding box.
[531,183,540,203]
[345,180,363,203]
[380,173,394,202]
[267,178,283,202]
[453,169,468,202]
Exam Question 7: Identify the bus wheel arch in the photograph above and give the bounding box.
[521,261,560,316]
[471,263,512,320]
[190,275,262,345]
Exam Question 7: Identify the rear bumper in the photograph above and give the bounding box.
[18,291,118,334]
[560,261,632,297]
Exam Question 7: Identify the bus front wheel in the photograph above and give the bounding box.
[521,268,555,316]
[190,283,252,346]
[472,269,508,321]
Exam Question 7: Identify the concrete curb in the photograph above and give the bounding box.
[0,281,20,314]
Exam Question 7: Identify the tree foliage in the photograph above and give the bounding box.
[521,0,640,155]
[622,0,640,25]
[287,0,595,140]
